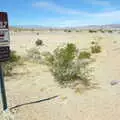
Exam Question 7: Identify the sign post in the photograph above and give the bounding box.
[0,12,10,111]
[0,64,7,110]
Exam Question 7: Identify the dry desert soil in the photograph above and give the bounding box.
[1,30,120,120]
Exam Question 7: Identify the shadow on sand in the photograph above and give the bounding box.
[10,95,58,110]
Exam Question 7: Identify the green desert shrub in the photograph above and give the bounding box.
[3,51,21,76]
[42,52,54,65]
[108,30,113,33]
[90,40,102,54]
[91,41,95,45]
[9,51,20,62]
[68,30,72,32]
[91,45,101,53]
[89,30,97,33]
[36,32,39,35]
[64,29,72,32]
[46,43,91,86]
[79,51,91,59]
[35,39,43,46]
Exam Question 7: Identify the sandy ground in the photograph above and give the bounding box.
[1,30,120,120]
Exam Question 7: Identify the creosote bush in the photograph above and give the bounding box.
[108,30,113,33]
[3,51,21,76]
[79,51,91,59]
[91,45,101,53]
[68,30,72,32]
[64,29,72,32]
[89,30,97,33]
[45,43,91,86]
[36,32,39,35]
[90,40,102,54]
[35,39,43,46]
[91,41,95,45]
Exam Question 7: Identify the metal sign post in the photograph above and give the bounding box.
[0,12,10,111]
[0,64,7,110]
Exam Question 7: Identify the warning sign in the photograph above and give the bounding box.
[0,30,9,42]
[0,12,9,43]
[0,12,10,62]
[0,12,8,29]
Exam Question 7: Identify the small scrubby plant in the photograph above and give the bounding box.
[26,48,41,62]
[46,43,91,86]
[35,39,43,46]
[89,30,97,33]
[64,29,72,32]
[42,52,54,65]
[90,40,102,54]
[79,51,91,59]
[3,51,21,76]
[68,30,72,32]
[91,45,101,53]
[36,32,39,35]
[108,30,113,33]
[91,41,95,45]
[9,51,20,62]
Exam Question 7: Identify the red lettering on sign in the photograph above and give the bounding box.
[0,12,8,29]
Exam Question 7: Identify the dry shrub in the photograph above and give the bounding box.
[35,39,43,46]
[3,51,21,76]
[26,48,41,63]
[45,43,92,87]
[79,51,91,59]
[89,30,97,33]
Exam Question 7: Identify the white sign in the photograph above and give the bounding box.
[0,21,8,29]
[0,12,10,62]
[0,30,9,42]
[0,12,9,45]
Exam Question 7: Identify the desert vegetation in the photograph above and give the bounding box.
[26,47,41,63]
[35,39,43,46]
[64,29,72,32]
[3,39,101,87]
[2,28,119,120]
[3,51,21,76]
[91,42,101,54]
[89,30,97,33]
[44,43,92,87]
[79,51,91,59]
[107,30,113,33]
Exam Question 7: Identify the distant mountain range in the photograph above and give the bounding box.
[10,24,120,30]
[78,24,120,30]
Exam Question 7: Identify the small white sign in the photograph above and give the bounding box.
[0,12,9,45]
[0,30,9,42]
[0,12,10,62]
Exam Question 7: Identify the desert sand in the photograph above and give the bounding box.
[1,30,120,120]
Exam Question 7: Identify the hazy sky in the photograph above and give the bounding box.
[1,0,120,27]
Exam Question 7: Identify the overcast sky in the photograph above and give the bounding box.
[1,0,120,27]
